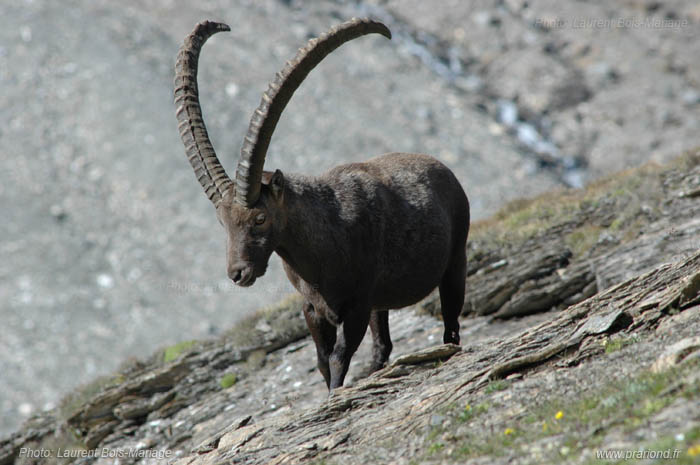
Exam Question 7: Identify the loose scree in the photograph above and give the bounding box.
[174,18,470,390]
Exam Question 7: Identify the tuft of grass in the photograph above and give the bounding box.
[565,225,602,258]
[427,442,445,454]
[220,373,237,389]
[58,373,125,421]
[603,335,640,354]
[162,340,197,363]
[457,402,489,423]
[224,294,307,348]
[471,189,578,246]
[485,380,510,394]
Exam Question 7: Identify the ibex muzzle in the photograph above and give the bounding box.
[175,18,470,390]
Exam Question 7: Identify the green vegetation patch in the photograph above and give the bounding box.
[603,335,640,354]
[457,402,490,423]
[423,358,700,463]
[565,224,603,259]
[162,340,197,363]
[219,372,237,389]
[469,149,699,254]
[484,379,510,394]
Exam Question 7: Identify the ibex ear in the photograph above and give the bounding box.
[261,169,284,200]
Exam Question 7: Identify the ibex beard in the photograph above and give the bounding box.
[175,18,470,390]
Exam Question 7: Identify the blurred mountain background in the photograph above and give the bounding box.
[0,0,698,435]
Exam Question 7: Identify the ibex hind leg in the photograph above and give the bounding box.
[368,310,393,373]
[438,250,466,345]
[302,302,337,389]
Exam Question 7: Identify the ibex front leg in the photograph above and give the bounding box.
[328,306,371,390]
[302,302,336,388]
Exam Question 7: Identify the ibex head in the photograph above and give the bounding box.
[214,169,286,286]
[174,19,391,286]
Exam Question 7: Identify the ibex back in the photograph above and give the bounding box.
[174,18,470,390]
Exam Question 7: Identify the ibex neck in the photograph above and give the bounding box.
[275,175,339,286]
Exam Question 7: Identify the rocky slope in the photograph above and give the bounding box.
[2,0,699,435]
[1,150,698,464]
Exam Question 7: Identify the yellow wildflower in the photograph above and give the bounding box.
[504,428,515,435]
[555,410,564,420]
[688,444,700,456]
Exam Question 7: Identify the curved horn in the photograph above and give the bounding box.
[235,17,392,207]
[174,21,233,207]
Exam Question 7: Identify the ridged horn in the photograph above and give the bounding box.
[174,21,233,207]
[235,17,392,207]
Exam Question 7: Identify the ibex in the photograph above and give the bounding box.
[174,18,469,390]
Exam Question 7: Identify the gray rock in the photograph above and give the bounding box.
[651,336,700,373]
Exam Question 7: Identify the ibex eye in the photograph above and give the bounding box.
[255,213,266,225]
